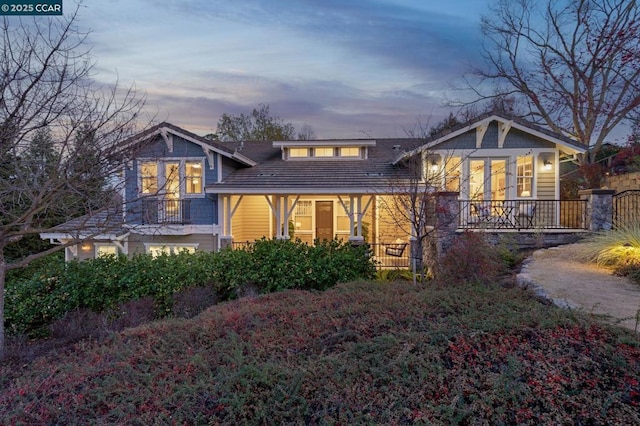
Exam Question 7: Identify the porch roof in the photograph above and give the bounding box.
[206,139,421,194]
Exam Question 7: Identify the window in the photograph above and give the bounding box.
[517,156,533,197]
[146,244,198,257]
[140,162,158,194]
[339,147,360,157]
[337,200,351,233]
[95,244,118,258]
[294,200,312,233]
[185,161,203,193]
[444,157,461,192]
[314,147,335,157]
[289,148,309,158]
[138,159,204,196]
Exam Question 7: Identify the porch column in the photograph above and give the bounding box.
[265,195,300,240]
[220,195,243,249]
[579,189,615,232]
[349,195,364,244]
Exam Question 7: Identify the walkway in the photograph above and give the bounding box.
[518,243,640,332]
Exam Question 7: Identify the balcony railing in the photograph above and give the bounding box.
[142,198,191,225]
[458,199,587,230]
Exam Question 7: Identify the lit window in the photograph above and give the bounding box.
[314,147,335,157]
[289,148,309,158]
[339,147,360,157]
[140,162,158,194]
[185,161,203,194]
[444,157,462,192]
[517,156,533,197]
[147,245,170,257]
[146,244,197,257]
[95,244,118,258]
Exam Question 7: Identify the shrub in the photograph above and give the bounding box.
[581,224,640,280]
[437,231,507,285]
[5,239,376,337]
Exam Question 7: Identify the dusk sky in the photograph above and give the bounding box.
[79,0,491,139]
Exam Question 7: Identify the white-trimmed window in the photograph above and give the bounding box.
[444,157,462,192]
[289,148,309,158]
[337,200,351,233]
[95,244,118,258]
[140,162,158,194]
[314,147,335,157]
[145,243,198,257]
[185,161,203,194]
[517,155,534,197]
[339,147,360,157]
[138,159,204,196]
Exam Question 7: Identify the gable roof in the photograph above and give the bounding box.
[391,113,587,165]
[121,122,257,166]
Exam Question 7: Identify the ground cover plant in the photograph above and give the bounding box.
[0,281,638,424]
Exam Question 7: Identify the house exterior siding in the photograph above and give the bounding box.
[124,134,219,226]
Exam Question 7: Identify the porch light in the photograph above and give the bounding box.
[80,242,92,252]
[430,161,439,172]
[543,160,552,171]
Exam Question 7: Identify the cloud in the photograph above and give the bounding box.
[80,1,485,139]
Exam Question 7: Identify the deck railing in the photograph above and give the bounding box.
[141,198,192,225]
[458,199,587,230]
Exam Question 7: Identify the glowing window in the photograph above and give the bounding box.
[185,161,203,194]
[444,157,461,192]
[339,147,360,157]
[140,162,158,194]
[314,147,335,157]
[146,244,197,257]
[289,148,309,158]
[95,244,118,258]
[517,156,533,197]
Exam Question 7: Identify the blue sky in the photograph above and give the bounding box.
[79,0,490,138]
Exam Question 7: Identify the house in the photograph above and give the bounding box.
[41,113,588,263]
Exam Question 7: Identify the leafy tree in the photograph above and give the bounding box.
[215,104,297,141]
[0,10,145,359]
[466,0,640,163]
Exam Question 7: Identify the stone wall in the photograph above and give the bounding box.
[605,171,640,193]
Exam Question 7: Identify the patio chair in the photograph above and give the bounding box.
[385,241,408,257]
[471,202,493,224]
[515,202,536,229]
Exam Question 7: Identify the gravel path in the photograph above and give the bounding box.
[518,243,640,332]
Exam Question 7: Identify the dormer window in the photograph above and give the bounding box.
[289,148,309,158]
[274,139,375,161]
[339,147,360,157]
[314,147,334,157]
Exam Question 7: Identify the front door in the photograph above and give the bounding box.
[315,201,333,241]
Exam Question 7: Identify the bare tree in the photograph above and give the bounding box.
[296,123,315,140]
[463,0,640,162]
[378,114,471,282]
[0,11,145,359]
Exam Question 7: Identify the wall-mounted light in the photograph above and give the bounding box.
[80,242,92,252]
[543,160,552,171]
[430,161,439,172]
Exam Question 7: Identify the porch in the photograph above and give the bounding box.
[458,199,588,230]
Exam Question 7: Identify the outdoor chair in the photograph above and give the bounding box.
[515,202,536,229]
[471,202,493,225]
[385,241,408,257]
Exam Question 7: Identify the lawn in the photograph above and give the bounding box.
[0,280,638,424]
